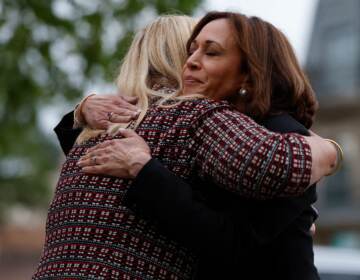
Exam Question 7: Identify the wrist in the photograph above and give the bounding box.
[73,93,96,128]
[128,153,152,178]
[324,139,344,176]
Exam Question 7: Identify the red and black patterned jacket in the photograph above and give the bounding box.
[33,98,312,280]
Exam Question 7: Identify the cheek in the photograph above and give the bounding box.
[205,76,224,99]
[202,61,241,99]
[206,64,227,85]
[213,69,241,99]
[224,67,242,91]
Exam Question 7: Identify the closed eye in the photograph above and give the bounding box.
[206,52,219,56]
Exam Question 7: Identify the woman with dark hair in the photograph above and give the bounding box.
[49,12,339,280]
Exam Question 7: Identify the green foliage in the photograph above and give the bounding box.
[0,0,203,220]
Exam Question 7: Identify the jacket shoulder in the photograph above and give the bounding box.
[181,98,232,117]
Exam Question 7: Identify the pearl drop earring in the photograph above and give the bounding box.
[238,88,247,97]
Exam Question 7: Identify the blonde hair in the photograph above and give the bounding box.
[77,15,197,143]
[116,15,198,129]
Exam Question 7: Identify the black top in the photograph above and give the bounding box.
[54,112,320,280]
[54,111,82,155]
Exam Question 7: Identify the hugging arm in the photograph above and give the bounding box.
[191,107,334,199]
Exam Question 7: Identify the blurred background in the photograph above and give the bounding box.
[0,0,359,279]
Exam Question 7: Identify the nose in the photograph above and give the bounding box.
[185,52,201,70]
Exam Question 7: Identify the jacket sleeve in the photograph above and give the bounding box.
[190,107,312,199]
[54,111,82,155]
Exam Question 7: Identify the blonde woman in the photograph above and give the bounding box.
[39,13,338,280]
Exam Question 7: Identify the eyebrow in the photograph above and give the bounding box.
[191,39,224,50]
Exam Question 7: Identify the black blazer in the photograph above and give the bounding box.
[54,112,320,280]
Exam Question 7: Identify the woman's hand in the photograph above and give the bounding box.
[305,131,339,185]
[77,129,151,178]
[79,94,140,129]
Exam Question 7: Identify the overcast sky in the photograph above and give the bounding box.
[204,0,319,65]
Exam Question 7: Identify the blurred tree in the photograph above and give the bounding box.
[0,0,203,221]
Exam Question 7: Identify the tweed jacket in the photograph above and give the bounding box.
[35,99,312,279]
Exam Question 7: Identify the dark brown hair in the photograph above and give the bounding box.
[187,11,318,128]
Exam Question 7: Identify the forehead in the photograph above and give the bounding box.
[195,18,235,46]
